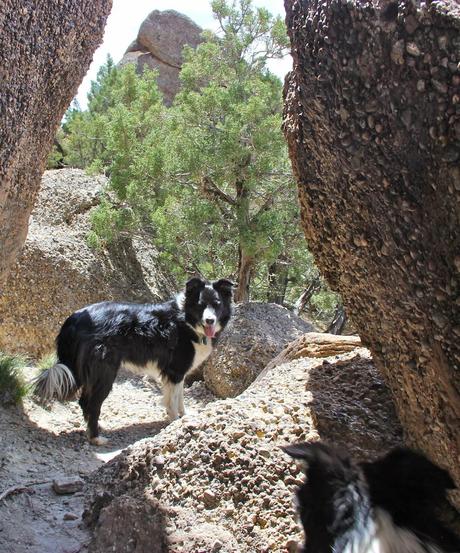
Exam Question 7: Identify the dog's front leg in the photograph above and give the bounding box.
[177,380,185,417]
[162,380,180,421]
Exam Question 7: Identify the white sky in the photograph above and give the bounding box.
[76,0,292,107]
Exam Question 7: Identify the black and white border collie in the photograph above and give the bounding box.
[284,442,460,553]
[32,277,233,445]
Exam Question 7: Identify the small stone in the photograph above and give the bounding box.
[438,35,448,50]
[404,14,419,34]
[287,539,300,552]
[212,540,223,552]
[202,489,218,507]
[401,109,412,128]
[432,79,448,95]
[406,42,421,57]
[63,512,79,521]
[52,477,84,495]
[416,80,425,92]
[441,147,459,163]
[259,447,271,458]
[391,40,405,65]
[153,455,165,467]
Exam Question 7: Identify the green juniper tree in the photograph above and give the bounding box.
[55,0,340,317]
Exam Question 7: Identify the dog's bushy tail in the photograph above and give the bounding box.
[31,363,78,403]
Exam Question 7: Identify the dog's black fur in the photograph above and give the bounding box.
[33,277,233,444]
[284,442,460,553]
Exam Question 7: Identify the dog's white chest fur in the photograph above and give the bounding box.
[191,339,213,371]
[345,509,443,553]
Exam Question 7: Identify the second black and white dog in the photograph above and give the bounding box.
[284,442,460,553]
[33,277,233,445]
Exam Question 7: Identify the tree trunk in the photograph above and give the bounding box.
[267,259,289,304]
[326,305,347,335]
[294,276,321,315]
[0,0,112,287]
[234,248,253,303]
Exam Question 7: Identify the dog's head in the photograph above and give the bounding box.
[283,442,369,552]
[284,442,459,553]
[183,277,233,338]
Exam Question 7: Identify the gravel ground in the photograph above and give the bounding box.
[0,370,215,553]
[84,348,403,553]
[0,347,404,553]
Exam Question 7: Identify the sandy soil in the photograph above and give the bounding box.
[0,371,215,553]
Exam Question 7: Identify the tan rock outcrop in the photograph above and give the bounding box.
[283,0,460,505]
[0,0,112,288]
[0,170,174,358]
[203,302,315,398]
[119,10,202,104]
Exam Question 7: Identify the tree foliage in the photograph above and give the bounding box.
[53,0,340,318]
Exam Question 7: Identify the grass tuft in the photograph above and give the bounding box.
[37,352,57,373]
[0,352,29,405]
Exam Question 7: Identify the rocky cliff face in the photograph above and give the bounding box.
[0,0,112,288]
[119,10,202,104]
[283,0,460,505]
[0,170,174,358]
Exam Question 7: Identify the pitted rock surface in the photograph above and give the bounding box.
[0,169,174,358]
[0,0,112,286]
[283,0,460,506]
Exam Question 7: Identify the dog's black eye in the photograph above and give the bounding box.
[213,301,221,308]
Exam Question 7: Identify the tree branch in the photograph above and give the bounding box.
[199,175,236,206]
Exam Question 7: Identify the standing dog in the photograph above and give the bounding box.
[33,277,233,445]
[284,442,460,552]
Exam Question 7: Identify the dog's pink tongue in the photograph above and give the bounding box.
[204,325,216,338]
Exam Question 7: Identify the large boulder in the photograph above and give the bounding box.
[0,0,112,288]
[0,169,174,358]
[203,302,315,398]
[283,0,460,504]
[83,346,402,552]
[119,10,202,104]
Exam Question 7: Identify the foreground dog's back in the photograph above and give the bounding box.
[32,277,233,444]
[284,442,460,553]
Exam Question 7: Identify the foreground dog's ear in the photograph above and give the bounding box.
[364,447,456,505]
[283,442,353,475]
[185,277,206,295]
[212,279,234,296]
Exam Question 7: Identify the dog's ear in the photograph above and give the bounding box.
[364,447,456,507]
[185,277,206,296]
[212,279,234,297]
[283,442,354,476]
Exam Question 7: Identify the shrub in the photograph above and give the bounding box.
[0,352,29,405]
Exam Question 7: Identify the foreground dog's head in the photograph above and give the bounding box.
[181,277,233,339]
[283,442,460,553]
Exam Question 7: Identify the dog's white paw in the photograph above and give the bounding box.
[167,410,180,422]
[89,435,109,446]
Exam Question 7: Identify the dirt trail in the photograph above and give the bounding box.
[0,372,215,553]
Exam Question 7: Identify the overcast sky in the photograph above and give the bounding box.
[76,0,291,107]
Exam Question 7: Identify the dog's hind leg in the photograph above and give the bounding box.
[85,381,113,446]
[79,387,90,422]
